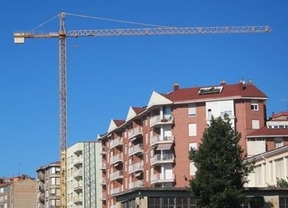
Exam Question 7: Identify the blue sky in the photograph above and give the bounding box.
[1,1,287,177]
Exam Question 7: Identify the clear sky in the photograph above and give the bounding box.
[1,1,287,178]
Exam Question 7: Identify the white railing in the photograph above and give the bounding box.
[110,153,123,164]
[128,143,143,155]
[73,169,82,178]
[151,173,175,183]
[110,187,121,195]
[110,170,123,180]
[151,153,174,164]
[128,180,144,189]
[128,126,143,138]
[150,115,173,126]
[128,161,144,173]
[150,135,174,146]
[110,137,123,148]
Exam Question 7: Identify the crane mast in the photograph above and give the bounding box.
[13,12,272,208]
[59,12,67,208]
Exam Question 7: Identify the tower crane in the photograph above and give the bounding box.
[13,12,272,208]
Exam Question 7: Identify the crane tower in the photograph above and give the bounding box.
[13,12,272,208]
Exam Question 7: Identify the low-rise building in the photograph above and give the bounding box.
[0,175,37,208]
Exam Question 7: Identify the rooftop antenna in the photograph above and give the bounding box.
[18,163,21,176]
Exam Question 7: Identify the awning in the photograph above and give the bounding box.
[134,172,143,177]
[156,143,172,150]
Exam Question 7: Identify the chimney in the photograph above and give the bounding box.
[173,82,179,91]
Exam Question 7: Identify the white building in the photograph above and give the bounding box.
[66,141,102,208]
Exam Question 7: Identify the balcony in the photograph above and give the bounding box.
[74,149,82,156]
[128,143,143,156]
[128,180,144,189]
[128,161,144,173]
[100,147,107,155]
[150,135,174,147]
[73,195,83,204]
[150,153,174,166]
[38,172,45,181]
[39,185,45,193]
[110,170,123,181]
[110,153,123,165]
[110,186,122,195]
[73,182,83,193]
[128,126,143,139]
[73,157,83,167]
[100,194,106,201]
[39,195,45,203]
[99,163,106,170]
[73,169,83,180]
[100,178,106,185]
[110,137,123,149]
[151,173,175,184]
[150,115,173,127]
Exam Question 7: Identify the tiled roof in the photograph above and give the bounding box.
[131,106,146,114]
[113,119,125,127]
[247,126,288,137]
[165,83,267,102]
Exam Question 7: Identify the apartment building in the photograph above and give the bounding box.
[98,80,268,208]
[36,161,60,208]
[66,141,102,208]
[246,111,288,187]
[0,175,37,208]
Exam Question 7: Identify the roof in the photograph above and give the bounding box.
[165,82,267,102]
[247,126,288,138]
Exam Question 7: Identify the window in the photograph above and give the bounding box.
[275,138,283,148]
[252,120,260,129]
[280,197,288,208]
[251,100,259,111]
[188,104,196,117]
[188,123,197,136]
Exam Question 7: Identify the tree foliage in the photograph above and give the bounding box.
[276,177,288,188]
[189,116,254,208]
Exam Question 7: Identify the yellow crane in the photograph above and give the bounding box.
[13,12,272,208]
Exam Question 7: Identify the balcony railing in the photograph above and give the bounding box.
[150,115,173,127]
[73,182,83,193]
[110,153,123,165]
[73,169,83,179]
[128,161,144,173]
[128,143,143,156]
[100,193,106,201]
[110,137,123,148]
[150,135,174,147]
[100,147,107,155]
[73,195,83,204]
[128,180,144,189]
[128,126,143,139]
[99,163,106,170]
[100,178,106,185]
[38,172,45,181]
[110,170,123,181]
[151,173,175,184]
[110,186,122,195]
[73,157,83,167]
[150,153,174,165]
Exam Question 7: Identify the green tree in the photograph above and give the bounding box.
[189,116,254,208]
[276,177,288,188]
